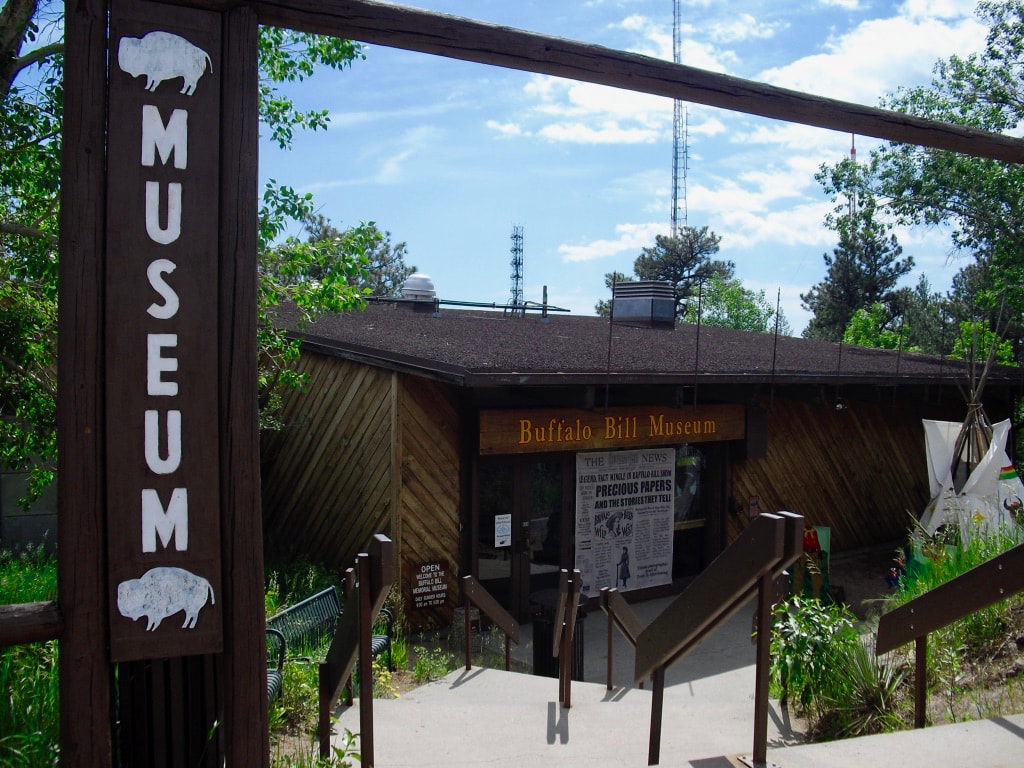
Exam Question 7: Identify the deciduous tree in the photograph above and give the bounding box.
[1,1,373,502]
[874,0,1024,360]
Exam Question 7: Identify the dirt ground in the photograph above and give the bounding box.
[828,545,901,620]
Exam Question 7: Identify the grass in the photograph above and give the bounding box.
[771,518,1024,741]
[885,518,1024,725]
[0,543,59,768]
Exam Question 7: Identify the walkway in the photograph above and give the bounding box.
[332,597,1024,767]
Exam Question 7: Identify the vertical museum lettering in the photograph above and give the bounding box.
[141,104,188,553]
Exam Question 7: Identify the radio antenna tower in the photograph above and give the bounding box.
[671,0,689,233]
[506,224,525,317]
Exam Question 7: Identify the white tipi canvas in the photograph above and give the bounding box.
[921,418,1024,541]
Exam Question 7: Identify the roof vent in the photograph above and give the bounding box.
[612,280,676,328]
[402,272,436,300]
[401,273,438,313]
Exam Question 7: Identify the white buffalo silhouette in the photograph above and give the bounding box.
[117,567,215,631]
[118,31,212,96]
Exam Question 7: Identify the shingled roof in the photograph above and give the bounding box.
[279,301,1020,391]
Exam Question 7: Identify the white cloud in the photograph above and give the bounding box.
[758,13,987,104]
[558,221,668,262]
[708,14,785,44]
[538,121,661,144]
[487,120,526,138]
[519,76,671,144]
[372,125,441,185]
[818,0,862,10]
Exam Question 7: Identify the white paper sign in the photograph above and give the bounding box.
[495,513,512,547]
[575,449,675,596]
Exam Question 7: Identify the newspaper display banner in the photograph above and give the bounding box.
[575,449,675,597]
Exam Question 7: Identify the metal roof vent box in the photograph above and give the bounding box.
[401,272,438,313]
[613,280,676,328]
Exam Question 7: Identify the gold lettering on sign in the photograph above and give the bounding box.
[647,414,717,438]
[484,404,743,456]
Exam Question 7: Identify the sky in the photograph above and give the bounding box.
[257,0,991,334]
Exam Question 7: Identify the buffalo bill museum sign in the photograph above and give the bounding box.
[479,404,745,455]
[105,1,223,661]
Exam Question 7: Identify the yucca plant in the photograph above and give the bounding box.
[812,640,908,740]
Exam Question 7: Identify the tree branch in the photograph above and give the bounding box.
[0,219,57,244]
[13,40,63,75]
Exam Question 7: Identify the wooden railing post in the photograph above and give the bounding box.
[601,588,613,690]
[317,535,393,764]
[648,666,665,766]
[464,589,473,671]
[600,587,646,691]
[460,575,520,671]
[751,571,773,766]
[357,552,375,767]
[915,635,927,729]
[635,512,803,765]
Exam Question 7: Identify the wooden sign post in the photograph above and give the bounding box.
[105,0,225,663]
[60,0,264,764]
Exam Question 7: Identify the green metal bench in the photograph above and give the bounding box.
[266,585,394,700]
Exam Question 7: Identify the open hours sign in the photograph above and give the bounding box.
[412,561,448,609]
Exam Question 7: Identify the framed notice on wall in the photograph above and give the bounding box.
[574,448,675,597]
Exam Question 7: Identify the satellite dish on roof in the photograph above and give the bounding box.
[402,273,436,300]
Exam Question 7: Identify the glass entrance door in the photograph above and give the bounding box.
[476,457,569,621]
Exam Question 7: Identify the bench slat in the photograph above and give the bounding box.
[266,586,394,701]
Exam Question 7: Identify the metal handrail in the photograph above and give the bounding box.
[460,575,520,671]
[599,587,645,690]
[552,568,583,708]
[635,511,804,765]
[875,542,1024,728]
[317,534,394,764]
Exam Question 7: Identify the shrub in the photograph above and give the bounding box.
[813,640,908,740]
[412,645,456,684]
[769,595,860,715]
[0,544,59,767]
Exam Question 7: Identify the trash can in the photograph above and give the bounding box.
[530,589,585,681]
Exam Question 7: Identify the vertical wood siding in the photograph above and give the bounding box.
[730,396,965,552]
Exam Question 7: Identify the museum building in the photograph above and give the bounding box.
[261,283,1020,629]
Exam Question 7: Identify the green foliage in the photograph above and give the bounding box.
[0,2,62,507]
[265,559,342,616]
[680,273,792,335]
[874,0,1024,361]
[1,3,377,495]
[304,214,416,299]
[595,226,733,320]
[890,520,1023,663]
[769,595,860,713]
[271,656,321,733]
[271,728,360,768]
[804,156,913,341]
[951,319,1016,366]
[412,645,457,684]
[0,541,56,602]
[0,544,59,767]
[257,27,364,150]
[843,303,909,351]
[812,641,908,741]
